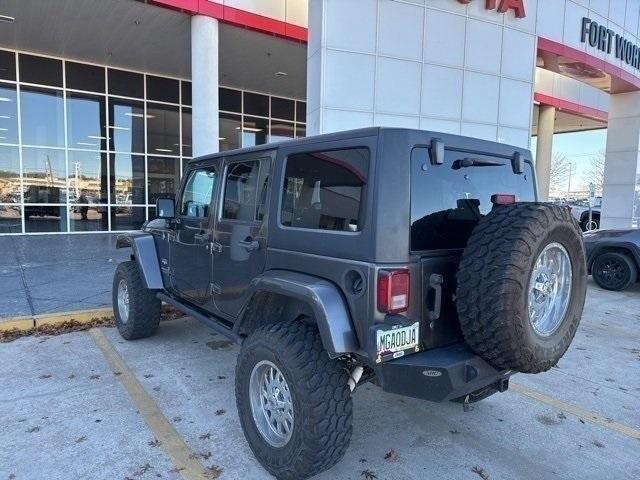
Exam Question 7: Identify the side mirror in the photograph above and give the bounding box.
[156,197,175,219]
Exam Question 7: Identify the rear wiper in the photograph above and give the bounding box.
[452,157,505,169]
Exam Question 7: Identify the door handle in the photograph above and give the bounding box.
[238,238,260,252]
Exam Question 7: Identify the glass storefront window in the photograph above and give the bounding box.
[0,85,18,144]
[147,156,181,203]
[181,107,192,157]
[108,69,144,98]
[147,103,180,156]
[0,145,20,203]
[296,101,306,123]
[69,205,108,232]
[22,147,66,204]
[24,205,67,233]
[110,206,146,231]
[67,93,107,151]
[219,113,242,152]
[270,121,295,143]
[67,150,108,204]
[0,49,305,234]
[296,124,306,139]
[108,98,145,153]
[110,153,145,205]
[66,62,105,93]
[0,204,21,233]
[0,50,16,82]
[242,116,268,147]
[19,54,63,87]
[21,87,64,147]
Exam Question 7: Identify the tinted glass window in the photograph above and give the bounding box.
[242,116,267,147]
[66,62,105,92]
[220,88,241,112]
[147,75,179,104]
[271,97,294,120]
[244,92,269,117]
[222,161,260,221]
[147,103,180,155]
[180,169,216,218]
[0,50,16,81]
[108,69,144,98]
[0,204,21,233]
[181,81,192,105]
[68,150,108,204]
[147,156,181,203]
[20,87,64,147]
[181,107,192,157]
[0,145,20,203]
[0,85,18,144]
[67,93,106,150]
[22,147,66,203]
[281,148,368,232]
[25,205,67,233]
[108,99,145,153]
[410,147,535,251]
[19,54,63,87]
[296,101,306,123]
[110,206,146,231]
[270,121,294,143]
[110,153,146,205]
[219,113,241,152]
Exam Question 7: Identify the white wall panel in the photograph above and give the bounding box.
[375,58,422,115]
[378,0,424,61]
[424,9,466,68]
[502,28,536,81]
[537,0,566,41]
[325,0,377,53]
[499,78,533,128]
[462,71,500,124]
[324,50,375,111]
[421,64,463,119]
[465,19,503,74]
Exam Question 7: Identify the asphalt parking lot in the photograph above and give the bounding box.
[1,280,639,480]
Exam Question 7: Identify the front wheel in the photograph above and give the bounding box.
[235,321,352,480]
[112,261,161,340]
[592,252,637,291]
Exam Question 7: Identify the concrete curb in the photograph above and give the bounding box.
[0,308,113,333]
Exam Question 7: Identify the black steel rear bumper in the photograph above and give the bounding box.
[374,342,511,403]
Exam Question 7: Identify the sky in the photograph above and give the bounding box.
[531,128,607,195]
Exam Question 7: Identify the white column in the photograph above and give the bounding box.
[535,105,556,202]
[191,15,219,157]
[601,92,640,229]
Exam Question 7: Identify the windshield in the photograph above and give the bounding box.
[410,147,535,251]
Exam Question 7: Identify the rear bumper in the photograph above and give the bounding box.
[374,342,511,403]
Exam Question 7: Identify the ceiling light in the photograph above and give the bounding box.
[77,142,98,147]
[87,135,106,139]
[0,97,12,102]
[0,127,8,131]
[155,148,173,153]
[218,137,226,141]
[0,115,10,119]
[109,126,130,131]
[0,15,15,24]
[236,126,263,133]
[124,112,145,118]
[274,71,288,77]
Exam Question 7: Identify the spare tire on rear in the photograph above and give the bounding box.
[456,203,586,374]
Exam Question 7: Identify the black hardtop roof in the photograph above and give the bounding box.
[188,127,531,165]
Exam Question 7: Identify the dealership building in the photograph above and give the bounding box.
[0,0,639,234]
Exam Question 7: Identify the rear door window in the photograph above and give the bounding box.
[410,147,535,251]
[281,148,369,232]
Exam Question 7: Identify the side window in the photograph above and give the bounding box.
[180,168,216,218]
[281,148,368,232]
[222,160,261,221]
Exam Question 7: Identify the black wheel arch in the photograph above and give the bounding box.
[115,232,164,290]
[588,244,640,275]
[235,270,360,358]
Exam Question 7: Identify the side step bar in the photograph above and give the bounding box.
[157,292,243,344]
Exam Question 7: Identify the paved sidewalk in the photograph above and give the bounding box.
[0,234,128,318]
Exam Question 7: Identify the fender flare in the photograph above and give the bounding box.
[588,241,640,271]
[239,270,360,358]
[115,232,164,290]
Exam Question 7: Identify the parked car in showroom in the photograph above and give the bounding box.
[584,228,640,291]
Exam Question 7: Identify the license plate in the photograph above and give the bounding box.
[376,322,420,360]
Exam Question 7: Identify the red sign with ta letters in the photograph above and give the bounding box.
[457,0,526,19]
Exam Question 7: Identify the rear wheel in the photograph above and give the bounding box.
[235,321,352,480]
[112,261,161,340]
[592,252,637,291]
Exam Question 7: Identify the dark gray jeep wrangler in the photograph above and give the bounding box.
[113,127,586,479]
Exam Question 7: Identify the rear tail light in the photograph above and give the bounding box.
[491,194,516,205]
[377,269,410,314]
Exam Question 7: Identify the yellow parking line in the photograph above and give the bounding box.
[89,328,217,480]
[510,381,640,440]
